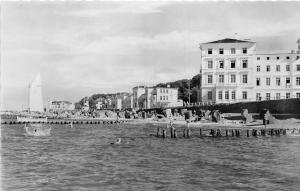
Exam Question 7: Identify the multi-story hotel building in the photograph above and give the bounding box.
[199,38,300,104]
[200,38,257,103]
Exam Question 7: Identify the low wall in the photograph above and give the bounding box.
[140,98,300,115]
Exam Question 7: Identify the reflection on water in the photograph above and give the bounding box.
[2,124,300,191]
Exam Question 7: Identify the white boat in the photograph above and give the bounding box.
[17,116,48,123]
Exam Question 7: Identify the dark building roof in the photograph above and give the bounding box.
[203,38,254,44]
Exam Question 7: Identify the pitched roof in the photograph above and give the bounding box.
[203,38,254,44]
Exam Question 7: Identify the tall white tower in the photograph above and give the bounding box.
[29,73,44,112]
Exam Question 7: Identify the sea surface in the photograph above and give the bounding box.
[1,123,300,191]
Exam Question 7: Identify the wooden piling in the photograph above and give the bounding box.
[199,128,202,136]
[183,129,186,138]
[187,129,190,138]
[225,129,228,137]
[170,127,174,138]
[157,128,160,137]
[231,129,234,136]
[174,129,177,138]
[216,129,221,137]
[162,130,166,138]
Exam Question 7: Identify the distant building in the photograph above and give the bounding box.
[199,38,300,104]
[47,100,75,111]
[132,85,181,110]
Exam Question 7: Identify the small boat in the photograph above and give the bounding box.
[24,124,51,136]
[110,138,121,144]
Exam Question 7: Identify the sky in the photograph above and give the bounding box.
[1,1,300,111]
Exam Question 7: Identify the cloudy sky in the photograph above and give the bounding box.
[1,1,300,111]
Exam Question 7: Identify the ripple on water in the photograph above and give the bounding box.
[2,124,300,191]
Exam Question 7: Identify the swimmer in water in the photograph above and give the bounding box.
[111,138,121,144]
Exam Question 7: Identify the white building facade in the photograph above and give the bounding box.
[200,39,256,104]
[199,38,300,104]
[132,86,181,110]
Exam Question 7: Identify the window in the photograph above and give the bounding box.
[225,91,229,100]
[256,78,260,86]
[231,91,236,100]
[256,93,261,101]
[218,91,222,100]
[257,57,260,60]
[297,65,300,71]
[208,91,212,100]
[208,75,213,84]
[266,65,270,72]
[242,74,248,83]
[230,60,236,68]
[231,48,236,54]
[160,89,162,93]
[242,48,247,54]
[266,93,270,100]
[166,89,168,93]
[166,96,168,100]
[242,60,248,68]
[286,77,291,84]
[276,65,280,71]
[296,77,300,85]
[208,60,213,68]
[276,93,280,100]
[242,91,247,99]
[230,74,236,83]
[286,65,290,71]
[297,56,300,60]
[286,56,290,60]
[266,78,271,86]
[163,96,165,100]
[219,61,224,69]
[267,57,270,60]
[219,48,224,54]
[208,49,212,54]
[276,78,281,86]
[219,75,224,83]
[257,65,261,72]
[286,93,290,99]
[297,93,300,98]
[277,57,280,60]
[160,96,162,100]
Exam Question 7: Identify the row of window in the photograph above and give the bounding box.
[159,89,169,93]
[207,74,248,84]
[256,65,300,72]
[207,60,248,69]
[256,92,300,100]
[256,77,300,86]
[160,96,168,101]
[207,48,248,55]
[207,91,246,100]
[257,56,300,61]
[208,91,300,101]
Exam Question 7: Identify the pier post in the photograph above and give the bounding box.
[187,129,190,138]
[183,129,186,138]
[247,129,250,137]
[174,129,177,138]
[231,129,235,136]
[199,128,202,136]
[157,128,160,137]
[162,130,166,138]
[170,127,174,138]
[225,129,228,137]
[216,129,221,137]
[211,129,215,137]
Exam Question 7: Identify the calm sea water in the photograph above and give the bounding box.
[1,123,300,191]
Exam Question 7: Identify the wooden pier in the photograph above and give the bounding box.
[155,127,287,138]
[1,119,130,125]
